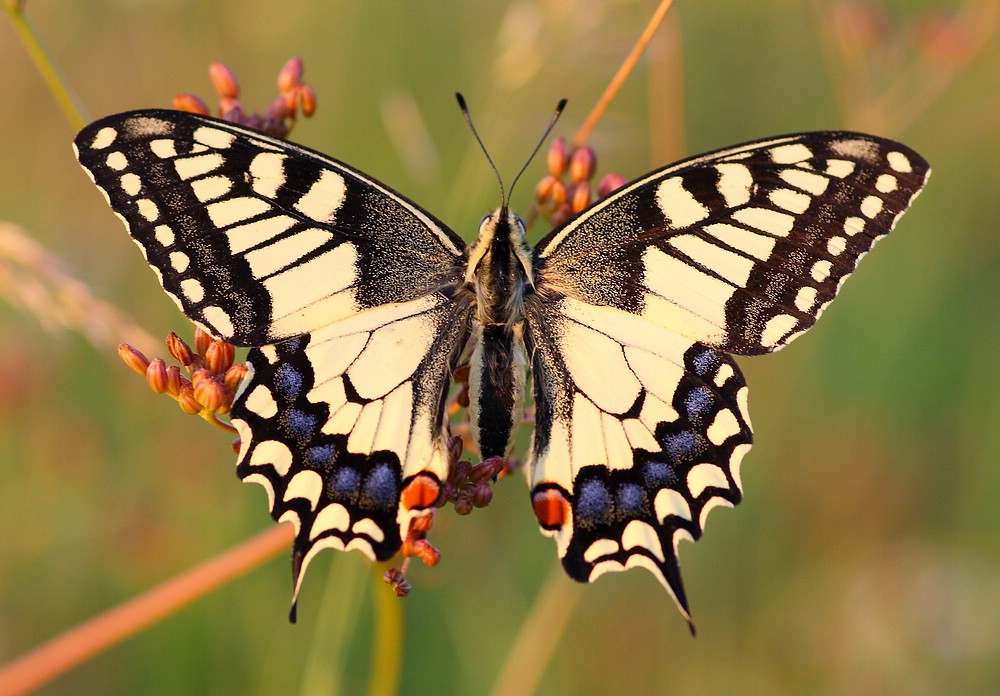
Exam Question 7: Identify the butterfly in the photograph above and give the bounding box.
[74,106,929,627]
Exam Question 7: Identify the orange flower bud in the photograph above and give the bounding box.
[570,181,593,214]
[277,56,304,93]
[223,364,248,392]
[146,358,168,393]
[165,332,194,366]
[165,365,185,396]
[194,327,213,356]
[547,136,568,177]
[209,62,240,99]
[177,386,202,414]
[194,378,227,413]
[205,340,235,374]
[118,343,150,376]
[298,85,317,117]
[569,145,597,183]
[173,93,210,115]
[597,173,627,198]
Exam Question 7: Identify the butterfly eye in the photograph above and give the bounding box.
[478,214,491,226]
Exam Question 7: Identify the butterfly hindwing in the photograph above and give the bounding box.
[524,297,751,621]
[233,294,470,603]
[535,132,930,355]
[74,109,466,345]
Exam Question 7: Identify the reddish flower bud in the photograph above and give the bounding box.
[194,327,214,356]
[471,481,493,508]
[209,62,240,99]
[412,539,441,567]
[194,377,227,413]
[177,385,202,414]
[118,343,150,376]
[597,173,627,198]
[570,181,593,214]
[550,203,572,228]
[165,332,194,366]
[173,93,210,115]
[205,340,235,374]
[146,358,168,393]
[277,57,304,93]
[298,85,317,117]
[547,136,568,177]
[222,364,248,392]
[218,96,244,121]
[447,435,465,465]
[569,145,597,183]
[165,365,185,396]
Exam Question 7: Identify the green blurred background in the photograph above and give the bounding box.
[2,1,998,694]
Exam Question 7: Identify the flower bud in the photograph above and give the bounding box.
[165,332,194,366]
[209,62,240,99]
[569,145,597,183]
[547,136,568,177]
[145,358,168,393]
[173,93,210,115]
[205,340,235,374]
[177,385,202,414]
[223,364,248,392]
[194,377,228,413]
[118,343,150,376]
[570,181,593,214]
[277,56,304,93]
[597,173,627,198]
[165,365,185,396]
[194,327,214,356]
[298,85,317,117]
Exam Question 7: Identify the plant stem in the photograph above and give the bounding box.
[5,3,89,130]
[0,524,293,696]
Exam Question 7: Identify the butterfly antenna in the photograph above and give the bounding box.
[456,92,506,205]
[508,97,567,202]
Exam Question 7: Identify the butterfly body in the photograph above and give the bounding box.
[75,109,929,624]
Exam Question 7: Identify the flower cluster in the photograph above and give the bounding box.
[118,329,246,437]
[534,137,626,227]
[173,57,316,139]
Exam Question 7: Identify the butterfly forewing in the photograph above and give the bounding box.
[74,110,466,345]
[535,132,930,355]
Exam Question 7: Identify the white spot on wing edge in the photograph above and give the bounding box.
[621,519,665,562]
[248,439,293,476]
[284,469,323,509]
[583,537,620,563]
[887,151,912,173]
[90,126,118,149]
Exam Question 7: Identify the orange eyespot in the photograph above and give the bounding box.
[401,474,442,510]
[532,487,570,529]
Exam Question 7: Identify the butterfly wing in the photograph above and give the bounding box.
[535,132,930,355]
[75,111,471,607]
[74,110,466,344]
[525,132,929,621]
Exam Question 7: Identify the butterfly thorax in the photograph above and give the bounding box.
[464,208,532,459]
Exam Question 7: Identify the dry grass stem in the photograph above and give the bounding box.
[0,222,159,355]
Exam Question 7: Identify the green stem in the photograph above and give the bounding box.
[368,568,403,696]
[5,3,88,130]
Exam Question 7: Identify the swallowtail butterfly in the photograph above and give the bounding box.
[74,108,928,627]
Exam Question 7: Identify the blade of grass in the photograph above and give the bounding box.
[4,2,88,130]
